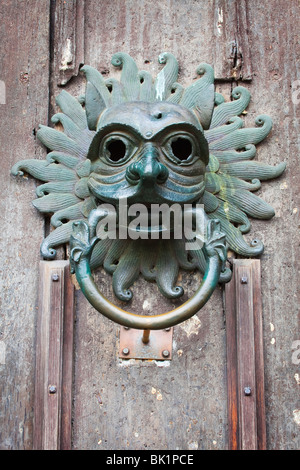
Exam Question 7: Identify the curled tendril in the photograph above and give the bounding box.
[158,52,168,64]
[250,238,263,248]
[232,86,247,100]
[255,116,266,127]
[195,63,213,78]
[111,53,123,67]
[251,178,261,190]
[233,90,241,99]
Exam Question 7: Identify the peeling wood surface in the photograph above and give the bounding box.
[52,0,85,86]
[0,0,299,450]
[213,0,252,80]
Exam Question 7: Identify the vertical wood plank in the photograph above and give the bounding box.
[0,0,50,450]
[33,261,74,450]
[225,263,239,450]
[43,265,65,449]
[61,262,75,450]
[52,0,85,86]
[251,260,267,450]
[235,0,252,80]
[213,0,252,81]
[225,259,266,450]
[236,263,257,450]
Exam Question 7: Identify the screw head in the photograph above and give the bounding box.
[52,273,59,282]
[122,347,130,356]
[244,386,252,396]
[48,385,57,394]
[162,350,170,358]
[241,276,248,284]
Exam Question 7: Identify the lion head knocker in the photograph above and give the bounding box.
[11,52,286,329]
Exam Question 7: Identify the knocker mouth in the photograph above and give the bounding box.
[88,167,206,239]
[88,177,206,204]
[92,196,207,245]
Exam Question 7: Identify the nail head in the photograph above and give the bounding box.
[49,385,57,394]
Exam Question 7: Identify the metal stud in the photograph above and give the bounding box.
[48,385,57,394]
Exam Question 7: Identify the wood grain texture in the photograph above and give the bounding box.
[83,0,243,86]
[225,260,266,450]
[213,0,252,80]
[70,0,299,450]
[1,0,299,451]
[82,0,251,83]
[72,270,227,450]
[224,259,239,450]
[0,0,50,450]
[33,261,74,450]
[245,0,300,449]
[70,0,232,449]
[52,0,85,86]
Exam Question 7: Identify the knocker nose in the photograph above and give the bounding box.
[126,144,169,186]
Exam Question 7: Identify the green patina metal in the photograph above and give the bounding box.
[69,216,226,330]
[11,52,286,328]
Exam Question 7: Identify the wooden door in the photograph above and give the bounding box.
[1,0,299,450]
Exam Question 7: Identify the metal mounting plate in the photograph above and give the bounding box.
[119,327,173,360]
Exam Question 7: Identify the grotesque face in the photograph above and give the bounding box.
[11,52,285,303]
[87,101,209,208]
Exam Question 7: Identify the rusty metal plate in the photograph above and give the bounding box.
[119,327,173,360]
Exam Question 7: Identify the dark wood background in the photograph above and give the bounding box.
[0,0,299,450]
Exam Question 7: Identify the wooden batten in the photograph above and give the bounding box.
[225,259,266,450]
[33,261,75,450]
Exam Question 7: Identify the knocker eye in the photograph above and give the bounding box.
[171,137,193,161]
[162,134,197,165]
[100,134,138,165]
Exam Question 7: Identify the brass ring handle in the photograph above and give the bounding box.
[70,211,228,330]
